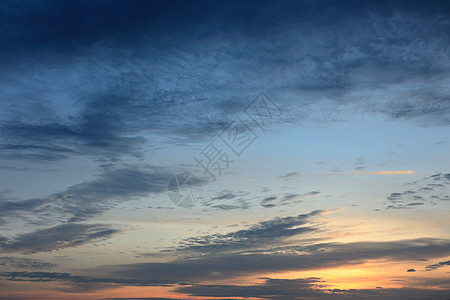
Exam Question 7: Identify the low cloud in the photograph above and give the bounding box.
[0,223,119,254]
[202,190,251,211]
[0,256,56,269]
[278,172,300,180]
[177,277,450,299]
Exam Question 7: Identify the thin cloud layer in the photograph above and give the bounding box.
[354,170,418,175]
[1,1,450,163]
[4,237,449,292]
[173,210,323,253]
[425,260,450,271]
[0,1,449,299]
[0,166,176,224]
[177,278,450,299]
[0,256,56,270]
[0,223,119,254]
[385,173,450,209]
[1,210,450,296]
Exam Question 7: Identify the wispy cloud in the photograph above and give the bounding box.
[201,190,251,210]
[1,0,449,165]
[425,260,450,271]
[260,191,320,208]
[19,237,450,291]
[172,210,323,254]
[0,1,449,299]
[0,256,56,270]
[177,277,450,299]
[0,166,177,225]
[278,172,300,180]
[0,223,119,254]
[3,209,450,294]
[385,173,450,209]
[1,271,175,288]
[353,170,418,175]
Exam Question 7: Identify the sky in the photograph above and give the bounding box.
[0,0,449,299]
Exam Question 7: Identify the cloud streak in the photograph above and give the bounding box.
[385,173,450,209]
[172,210,323,254]
[5,237,449,292]
[0,223,119,254]
[425,260,450,271]
[177,277,450,299]
[353,170,418,175]
[0,166,176,225]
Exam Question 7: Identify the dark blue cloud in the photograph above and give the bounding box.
[0,223,119,253]
[1,2,449,298]
[1,0,450,163]
[173,210,323,253]
[4,235,447,294]
[425,259,450,271]
[177,278,450,299]
[1,271,175,286]
[63,237,450,289]
[2,0,449,55]
[0,165,177,224]
[0,256,56,269]
[385,173,450,209]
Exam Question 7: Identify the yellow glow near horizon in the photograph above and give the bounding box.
[264,257,450,291]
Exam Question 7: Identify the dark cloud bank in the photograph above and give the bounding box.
[2,211,449,299]
[1,0,449,163]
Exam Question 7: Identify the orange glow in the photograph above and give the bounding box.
[263,259,446,290]
[352,170,418,175]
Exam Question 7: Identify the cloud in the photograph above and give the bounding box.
[425,260,450,271]
[0,223,119,253]
[354,170,418,175]
[171,210,323,254]
[0,165,29,172]
[385,173,450,209]
[0,165,175,224]
[260,196,278,208]
[353,157,367,171]
[201,190,251,210]
[177,277,325,299]
[114,238,450,284]
[177,277,450,299]
[103,299,184,300]
[278,172,300,180]
[260,191,320,208]
[1,0,450,165]
[2,207,450,293]
[0,1,449,299]
[0,256,56,269]
[0,271,175,292]
[4,235,450,295]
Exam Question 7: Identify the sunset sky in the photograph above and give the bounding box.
[0,0,449,299]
